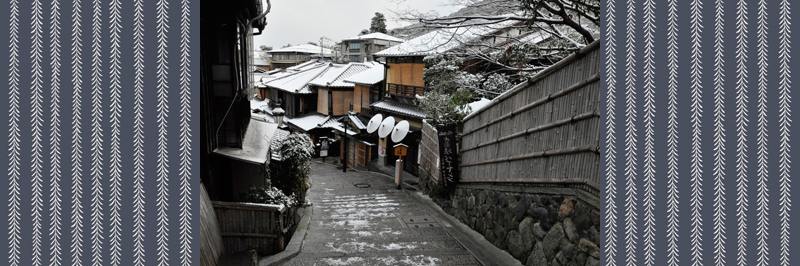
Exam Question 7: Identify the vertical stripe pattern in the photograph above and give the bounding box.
[5,0,196,264]
[604,0,795,264]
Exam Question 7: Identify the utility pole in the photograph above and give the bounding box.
[343,114,348,173]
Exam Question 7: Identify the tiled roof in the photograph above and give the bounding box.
[270,128,290,161]
[344,63,385,85]
[262,64,331,94]
[285,113,360,136]
[337,112,367,130]
[286,60,324,71]
[371,100,427,119]
[286,113,331,132]
[342,32,404,42]
[309,63,373,88]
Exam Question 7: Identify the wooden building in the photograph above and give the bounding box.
[200,0,280,201]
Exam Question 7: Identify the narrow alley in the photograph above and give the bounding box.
[278,161,489,266]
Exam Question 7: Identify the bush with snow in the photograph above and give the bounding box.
[270,132,314,203]
[242,186,298,208]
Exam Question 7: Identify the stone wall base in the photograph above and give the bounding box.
[444,183,602,266]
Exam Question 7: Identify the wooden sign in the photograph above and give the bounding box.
[436,125,459,188]
[393,144,408,156]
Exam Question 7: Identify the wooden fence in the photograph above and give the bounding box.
[200,184,296,266]
[459,41,602,194]
[212,200,295,256]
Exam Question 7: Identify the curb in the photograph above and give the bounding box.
[406,190,523,266]
[257,204,314,266]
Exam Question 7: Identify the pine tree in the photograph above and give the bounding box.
[369,12,387,34]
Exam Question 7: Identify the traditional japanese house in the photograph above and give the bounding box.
[200,0,283,201]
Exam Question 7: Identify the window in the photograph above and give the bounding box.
[349,55,360,62]
[349,42,361,53]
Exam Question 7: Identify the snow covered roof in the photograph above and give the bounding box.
[262,64,331,94]
[286,60,325,71]
[309,63,375,88]
[371,100,426,119]
[342,32,404,42]
[344,63,385,85]
[285,113,359,136]
[322,118,358,136]
[267,44,333,55]
[374,20,517,57]
[270,128,290,161]
[251,98,271,111]
[253,58,270,66]
[286,113,331,132]
[337,112,367,130]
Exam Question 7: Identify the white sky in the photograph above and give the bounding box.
[254,0,460,49]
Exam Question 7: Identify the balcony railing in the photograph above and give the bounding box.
[387,83,425,98]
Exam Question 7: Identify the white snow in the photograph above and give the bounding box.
[342,32,405,43]
[267,44,334,55]
[344,63,385,85]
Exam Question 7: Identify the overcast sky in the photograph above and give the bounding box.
[254,0,460,49]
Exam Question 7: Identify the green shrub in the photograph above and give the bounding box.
[270,133,314,203]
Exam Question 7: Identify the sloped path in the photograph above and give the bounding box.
[280,161,480,266]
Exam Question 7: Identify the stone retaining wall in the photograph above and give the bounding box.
[444,184,601,266]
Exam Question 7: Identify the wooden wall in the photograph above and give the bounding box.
[459,41,601,193]
[332,90,354,116]
[317,88,328,115]
[386,63,425,87]
[353,84,371,112]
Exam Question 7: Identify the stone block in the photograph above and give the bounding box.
[530,207,548,221]
[559,197,574,218]
[578,238,600,258]
[519,217,535,252]
[507,230,526,261]
[560,242,578,260]
[526,242,547,266]
[467,195,476,210]
[542,222,566,261]
[575,252,587,266]
[515,198,529,222]
[533,222,547,240]
[563,218,578,242]
[571,201,593,232]
[585,256,600,266]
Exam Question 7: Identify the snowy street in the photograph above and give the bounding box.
[280,161,481,266]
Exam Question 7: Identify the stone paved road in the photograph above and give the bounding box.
[280,161,480,266]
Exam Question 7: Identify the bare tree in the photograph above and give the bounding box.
[391,0,599,72]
